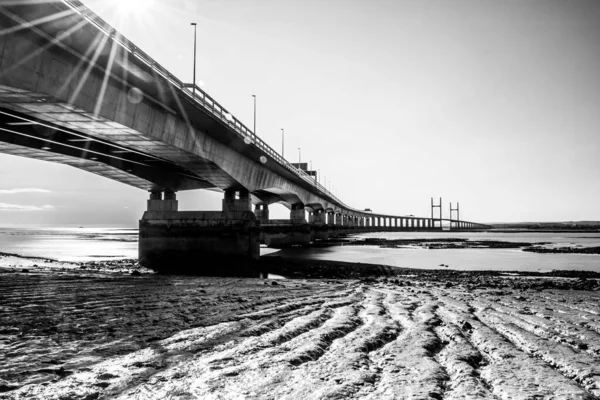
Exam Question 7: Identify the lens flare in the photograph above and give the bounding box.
[127,87,143,104]
[113,0,156,16]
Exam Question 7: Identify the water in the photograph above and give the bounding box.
[0,227,598,272]
[268,231,600,273]
[0,227,137,261]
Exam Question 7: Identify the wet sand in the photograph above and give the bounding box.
[1,256,600,399]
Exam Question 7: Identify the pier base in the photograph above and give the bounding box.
[262,223,311,248]
[139,210,260,276]
[311,226,329,241]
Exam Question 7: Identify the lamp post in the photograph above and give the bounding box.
[190,22,197,98]
[281,128,284,158]
[298,148,301,166]
[252,94,256,138]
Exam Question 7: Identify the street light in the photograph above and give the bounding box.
[298,148,301,165]
[252,94,256,138]
[190,22,197,98]
[281,128,284,158]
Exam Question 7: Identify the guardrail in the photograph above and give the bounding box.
[62,0,348,209]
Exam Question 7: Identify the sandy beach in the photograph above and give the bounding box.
[1,254,600,400]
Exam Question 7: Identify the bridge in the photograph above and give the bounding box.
[0,1,490,274]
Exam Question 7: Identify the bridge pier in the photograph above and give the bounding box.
[254,204,269,223]
[262,203,311,247]
[139,189,260,276]
[327,211,335,226]
[311,209,329,241]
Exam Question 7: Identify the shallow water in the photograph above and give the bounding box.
[0,227,137,261]
[0,227,598,272]
[268,245,600,272]
[267,231,600,273]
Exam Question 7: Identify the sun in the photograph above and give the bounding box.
[114,0,156,16]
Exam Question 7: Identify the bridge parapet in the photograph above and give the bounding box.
[57,0,345,210]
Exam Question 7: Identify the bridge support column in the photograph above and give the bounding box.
[311,209,325,225]
[290,203,307,223]
[147,190,178,212]
[139,189,260,276]
[254,204,269,223]
[254,204,269,244]
[311,209,329,240]
[327,212,335,226]
[262,203,311,247]
[222,188,252,216]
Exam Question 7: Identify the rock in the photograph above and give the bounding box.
[271,281,279,285]
[21,269,29,273]
[130,270,142,276]
[577,343,588,350]
[460,321,473,332]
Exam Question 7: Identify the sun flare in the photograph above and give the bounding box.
[111,0,156,17]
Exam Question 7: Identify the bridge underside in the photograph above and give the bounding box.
[0,87,321,211]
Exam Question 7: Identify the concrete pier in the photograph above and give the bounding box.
[262,223,311,247]
[261,203,311,247]
[139,191,260,275]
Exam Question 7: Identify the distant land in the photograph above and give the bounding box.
[490,221,600,231]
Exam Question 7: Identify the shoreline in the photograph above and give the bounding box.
[1,251,599,291]
[310,236,600,254]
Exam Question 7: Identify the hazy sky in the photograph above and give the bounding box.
[1,0,599,226]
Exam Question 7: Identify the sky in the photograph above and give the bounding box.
[1,0,599,226]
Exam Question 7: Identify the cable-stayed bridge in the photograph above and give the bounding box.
[0,1,490,273]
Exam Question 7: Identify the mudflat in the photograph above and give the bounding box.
[1,260,600,399]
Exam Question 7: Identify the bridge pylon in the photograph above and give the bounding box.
[431,197,442,230]
[450,202,459,229]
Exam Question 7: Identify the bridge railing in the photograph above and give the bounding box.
[64,0,348,209]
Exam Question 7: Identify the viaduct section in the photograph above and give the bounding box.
[0,1,490,274]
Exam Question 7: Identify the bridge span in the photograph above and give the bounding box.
[0,1,490,274]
